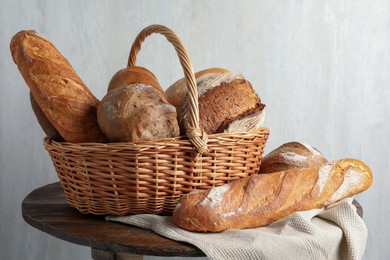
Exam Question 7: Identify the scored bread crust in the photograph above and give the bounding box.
[10,30,107,143]
[173,158,373,232]
[178,72,265,135]
[259,142,328,173]
[166,68,230,110]
[97,84,180,142]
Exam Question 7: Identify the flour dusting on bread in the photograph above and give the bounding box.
[201,184,230,208]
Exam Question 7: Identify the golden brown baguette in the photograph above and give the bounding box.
[10,30,107,143]
[173,158,373,232]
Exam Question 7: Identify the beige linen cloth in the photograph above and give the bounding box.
[106,198,367,260]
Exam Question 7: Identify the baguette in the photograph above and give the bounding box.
[10,30,107,143]
[173,158,373,232]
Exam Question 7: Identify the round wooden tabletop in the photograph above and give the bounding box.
[22,182,206,258]
[22,182,363,259]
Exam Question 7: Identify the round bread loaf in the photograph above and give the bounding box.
[166,67,230,110]
[259,142,328,173]
[178,71,265,135]
[107,66,166,98]
[97,84,180,142]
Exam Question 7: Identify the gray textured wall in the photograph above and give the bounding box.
[1,1,389,259]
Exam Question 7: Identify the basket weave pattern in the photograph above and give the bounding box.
[44,25,270,215]
[45,129,268,215]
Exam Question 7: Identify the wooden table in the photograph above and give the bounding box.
[22,182,206,260]
[22,182,363,260]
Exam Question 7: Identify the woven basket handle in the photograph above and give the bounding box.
[128,24,208,154]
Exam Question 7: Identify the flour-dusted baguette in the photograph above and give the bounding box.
[173,158,373,232]
[10,30,107,143]
[259,142,328,173]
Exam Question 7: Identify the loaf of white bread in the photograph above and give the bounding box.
[167,68,266,135]
[173,158,372,232]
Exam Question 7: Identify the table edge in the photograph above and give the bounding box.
[21,183,206,257]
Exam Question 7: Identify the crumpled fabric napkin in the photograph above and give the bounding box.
[106,198,367,260]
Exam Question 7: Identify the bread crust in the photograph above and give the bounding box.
[10,30,107,143]
[29,92,63,140]
[178,72,265,134]
[173,158,373,232]
[166,68,230,109]
[97,84,180,142]
[107,66,166,98]
[259,142,328,173]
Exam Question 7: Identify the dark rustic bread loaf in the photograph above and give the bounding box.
[166,68,230,111]
[177,71,265,135]
[97,83,180,142]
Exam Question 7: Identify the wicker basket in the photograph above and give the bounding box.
[44,24,270,216]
